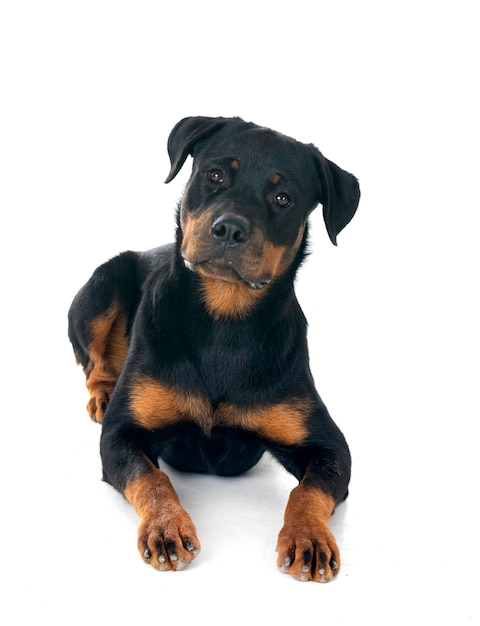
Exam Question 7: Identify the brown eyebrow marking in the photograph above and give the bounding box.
[230,159,240,170]
[270,173,281,185]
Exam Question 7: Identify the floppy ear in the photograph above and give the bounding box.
[314,150,360,245]
[164,116,230,183]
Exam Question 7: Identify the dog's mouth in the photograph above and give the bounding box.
[183,257,271,290]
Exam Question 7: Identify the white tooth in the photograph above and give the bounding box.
[247,279,271,289]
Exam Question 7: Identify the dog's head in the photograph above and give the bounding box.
[165,116,360,316]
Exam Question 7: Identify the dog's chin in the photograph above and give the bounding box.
[184,259,271,290]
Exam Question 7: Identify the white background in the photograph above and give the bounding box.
[1,1,478,624]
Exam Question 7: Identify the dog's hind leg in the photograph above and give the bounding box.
[68,251,143,422]
[80,303,129,422]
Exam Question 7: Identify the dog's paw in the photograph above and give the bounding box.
[276,522,340,582]
[137,507,201,571]
[85,379,116,422]
[86,391,110,423]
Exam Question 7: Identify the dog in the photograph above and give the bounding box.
[68,116,360,582]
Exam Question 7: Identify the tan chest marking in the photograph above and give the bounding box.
[216,401,310,445]
[130,376,310,445]
[130,377,213,432]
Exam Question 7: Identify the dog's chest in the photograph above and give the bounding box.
[196,334,255,397]
[129,372,310,446]
[131,323,284,434]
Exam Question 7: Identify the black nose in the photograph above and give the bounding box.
[211,215,250,245]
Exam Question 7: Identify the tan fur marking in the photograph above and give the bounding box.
[199,278,266,320]
[130,375,310,444]
[124,468,182,518]
[230,159,240,171]
[85,304,128,422]
[125,468,200,571]
[270,172,281,185]
[259,225,306,279]
[180,214,203,260]
[285,485,336,524]
[181,209,306,320]
[260,241,288,277]
[277,485,340,582]
[130,376,213,431]
[216,399,311,445]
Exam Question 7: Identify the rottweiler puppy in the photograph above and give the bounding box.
[68,116,360,582]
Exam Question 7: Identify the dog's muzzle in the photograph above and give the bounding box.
[181,211,272,289]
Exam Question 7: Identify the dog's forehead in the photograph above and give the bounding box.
[197,126,313,175]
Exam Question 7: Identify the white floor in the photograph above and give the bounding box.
[1,2,478,624]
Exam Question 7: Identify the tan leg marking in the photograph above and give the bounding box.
[277,485,340,582]
[84,304,128,422]
[125,468,200,571]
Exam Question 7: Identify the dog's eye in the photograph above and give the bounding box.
[274,192,292,208]
[207,169,224,184]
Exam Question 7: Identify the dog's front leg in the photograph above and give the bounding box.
[276,483,340,582]
[272,414,351,583]
[100,418,201,571]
